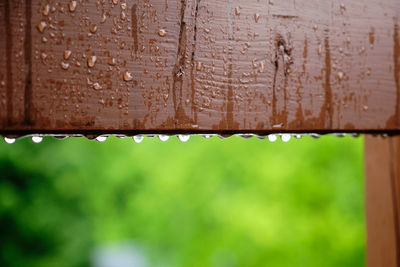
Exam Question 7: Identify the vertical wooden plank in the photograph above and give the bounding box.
[365,135,400,267]
[0,1,7,128]
[0,0,29,128]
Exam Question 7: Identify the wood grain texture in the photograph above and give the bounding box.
[0,0,399,134]
[365,136,400,267]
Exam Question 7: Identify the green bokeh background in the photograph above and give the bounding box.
[0,135,365,267]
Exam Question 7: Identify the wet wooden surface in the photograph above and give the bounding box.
[365,136,400,267]
[1,0,400,135]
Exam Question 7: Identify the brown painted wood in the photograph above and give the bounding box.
[0,0,399,135]
[365,136,400,267]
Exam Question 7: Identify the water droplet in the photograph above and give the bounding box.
[196,61,202,71]
[281,134,291,142]
[101,12,107,23]
[340,2,346,12]
[64,50,72,60]
[239,134,254,139]
[235,7,240,15]
[53,135,68,140]
[90,24,98,33]
[259,61,265,73]
[337,71,344,80]
[158,135,169,142]
[318,44,322,55]
[32,136,43,143]
[133,135,144,143]
[96,136,107,142]
[158,29,167,37]
[108,57,117,66]
[334,133,346,138]
[69,0,77,12]
[268,134,277,142]
[203,134,211,139]
[310,133,320,139]
[37,21,47,33]
[93,82,102,90]
[120,11,126,20]
[43,4,50,16]
[41,52,48,61]
[4,137,15,144]
[123,70,133,81]
[60,61,70,70]
[88,55,97,68]
[178,135,190,142]
[254,13,260,23]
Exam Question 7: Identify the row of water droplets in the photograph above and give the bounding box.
[2,133,361,144]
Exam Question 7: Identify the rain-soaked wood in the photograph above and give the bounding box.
[365,136,400,267]
[0,0,399,135]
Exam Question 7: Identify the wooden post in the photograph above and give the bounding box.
[365,136,400,267]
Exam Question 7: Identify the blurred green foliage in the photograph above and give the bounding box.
[0,135,365,267]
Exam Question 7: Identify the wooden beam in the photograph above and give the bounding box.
[365,136,400,267]
[0,0,399,135]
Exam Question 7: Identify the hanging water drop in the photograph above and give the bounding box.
[310,133,320,139]
[133,135,144,143]
[32,136,43,143]
[268,134,277,142]
[4,137,15,144]
[178,135,190,142]
[281,134,291,142]
[203,134,211,139]
[96,136,107,142]
[158,135,169,142]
